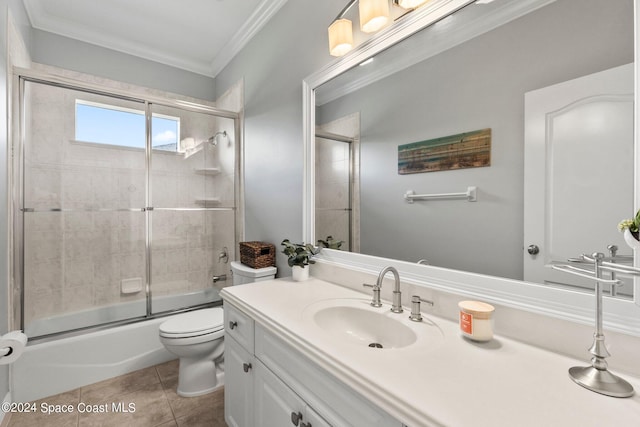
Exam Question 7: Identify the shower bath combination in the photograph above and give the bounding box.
[15,68,240,340]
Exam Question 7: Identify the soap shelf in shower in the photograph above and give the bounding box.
[195,197,221,207]
[194,167,221,176]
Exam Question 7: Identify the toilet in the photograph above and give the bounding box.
[230,261,278,285]
[159,261,276,397]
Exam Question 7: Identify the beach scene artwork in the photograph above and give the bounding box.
[398,128,491,174]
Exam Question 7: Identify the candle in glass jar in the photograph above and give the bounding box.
[458,300,495,342]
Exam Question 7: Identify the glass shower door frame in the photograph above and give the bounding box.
[13,67,242,339]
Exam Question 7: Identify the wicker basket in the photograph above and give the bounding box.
[239,241,276,269]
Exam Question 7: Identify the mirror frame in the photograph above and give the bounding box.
[302,0,640,336]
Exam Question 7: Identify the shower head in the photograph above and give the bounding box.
[205,131,227,146]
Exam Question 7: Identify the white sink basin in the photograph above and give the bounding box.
[303,298,442,350]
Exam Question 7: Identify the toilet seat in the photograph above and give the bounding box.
[159,308,224,339]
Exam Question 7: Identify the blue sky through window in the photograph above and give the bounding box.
[76,101,179,150]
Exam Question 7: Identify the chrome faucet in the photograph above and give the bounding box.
[363,266,403,313]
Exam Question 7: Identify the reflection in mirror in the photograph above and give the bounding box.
[315,113,361,252]
[314,0,634,297]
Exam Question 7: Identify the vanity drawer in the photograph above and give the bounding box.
[224,303,255,353]
[255,324,401,427]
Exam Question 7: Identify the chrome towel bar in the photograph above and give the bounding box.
[404,186,477,203]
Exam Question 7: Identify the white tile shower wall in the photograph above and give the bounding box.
[21,64,237,327]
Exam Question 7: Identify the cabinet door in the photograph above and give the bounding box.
[254,360,306,427]
[225,335,254,427]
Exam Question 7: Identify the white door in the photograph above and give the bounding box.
[523,63,634,294]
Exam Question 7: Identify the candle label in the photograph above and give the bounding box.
[460,311,473,334]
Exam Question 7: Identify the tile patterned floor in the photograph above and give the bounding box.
[6,359,227,427]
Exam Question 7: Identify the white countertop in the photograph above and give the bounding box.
[220,277,640,427]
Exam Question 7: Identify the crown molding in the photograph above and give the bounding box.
[23,0,289,77]
[210,0,290,77]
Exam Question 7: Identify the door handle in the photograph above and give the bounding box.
[527,244,540,255]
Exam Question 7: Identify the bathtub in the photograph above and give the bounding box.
[13,290,222,402]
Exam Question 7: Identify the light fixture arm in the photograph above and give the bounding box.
[335,0,358,20]
[329,0,425,56]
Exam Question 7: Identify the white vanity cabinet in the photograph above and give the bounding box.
[224,335,254,427]
[254,360,331,427]
[223,302,403,427]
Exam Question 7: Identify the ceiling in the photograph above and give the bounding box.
[23,0,289,77]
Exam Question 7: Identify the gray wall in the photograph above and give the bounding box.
[31,29,216,101]
[215,0,345,273]
[317,0,633,279]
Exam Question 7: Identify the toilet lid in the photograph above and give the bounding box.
[159,308,224,337]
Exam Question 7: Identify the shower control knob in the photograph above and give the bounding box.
[527,244,540,255]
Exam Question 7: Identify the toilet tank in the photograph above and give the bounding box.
[230,261,277,285]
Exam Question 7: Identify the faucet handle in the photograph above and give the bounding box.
[409,295,434,322]
[362,283,382,307]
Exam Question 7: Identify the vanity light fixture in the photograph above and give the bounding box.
[328,0,357,57]
[394,0,431,9]
[329,0,434,57]
[329,18,354,56]
[359,0,391,33]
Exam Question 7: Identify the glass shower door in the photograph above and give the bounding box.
[150,103,236,314]
[315,136,352,251]
[21,80,148,337]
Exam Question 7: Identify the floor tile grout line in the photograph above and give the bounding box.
[156,365,179,424]
[75,387,81,427]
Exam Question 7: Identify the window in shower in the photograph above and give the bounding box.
[75,100,180,152]
[17,73,239,339]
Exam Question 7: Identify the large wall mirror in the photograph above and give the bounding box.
[303,0,640,334]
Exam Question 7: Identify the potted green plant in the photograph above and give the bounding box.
[317,235,344,250]
[618,209,640,250]
[281,239,320,281]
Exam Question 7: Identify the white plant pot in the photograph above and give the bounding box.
[623,228,640,251]
[291,265,309,282]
